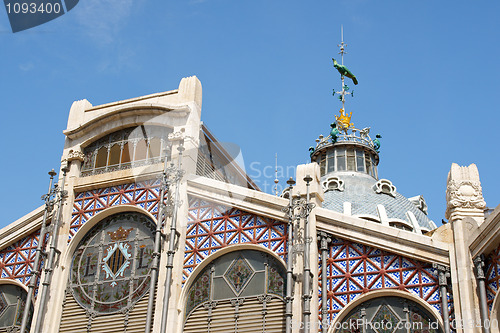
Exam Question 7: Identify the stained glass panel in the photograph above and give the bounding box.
[185,250,286,318]
[409,305,439,333]
[224,256,254,294]
[372,304,400,333]
[267,263,285,296]
[69,212,155,315]
[336,297,442,333]
[0,284,32,330]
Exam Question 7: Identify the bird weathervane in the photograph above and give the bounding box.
[332,26,357,132]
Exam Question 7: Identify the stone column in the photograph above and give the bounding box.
[295,163,324,333]
[318,232,331,333]
[433,263,451,333]
[473,255,491,333]
[446,163,486,333]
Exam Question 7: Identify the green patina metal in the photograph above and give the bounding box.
[373,134,382,152]
[330,123,340,144]
[332,58,358,85]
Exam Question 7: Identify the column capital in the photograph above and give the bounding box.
[473,255,486,280]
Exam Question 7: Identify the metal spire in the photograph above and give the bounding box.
[333,26,355,133]
[339,25,346,64]
[274,153,279,196]
[334,25,353,113]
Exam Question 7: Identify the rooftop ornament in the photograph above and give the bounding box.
[310,26,381,156]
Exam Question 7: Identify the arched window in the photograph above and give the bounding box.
[81,125,172,176]
[184,250,286,332]
[60,212,155,332]
[0,284,32,331]
[336,296,442,333]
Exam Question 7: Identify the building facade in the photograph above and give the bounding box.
[0,75,498,333]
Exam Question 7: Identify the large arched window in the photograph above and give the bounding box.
[184,250,286,332]
[68,212,155,316]
[0,284,32,331]
[81,125,172,176]
[336,296,442,333]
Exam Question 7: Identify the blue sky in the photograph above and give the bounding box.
[0,0,498,226]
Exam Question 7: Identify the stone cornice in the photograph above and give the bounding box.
[187,175,288,222]
[316,207,450,266]
[469,204,500,257]
[0,205,46,251]
[187,175,450,266]
[85,89,178,112]
[63,104,190,140]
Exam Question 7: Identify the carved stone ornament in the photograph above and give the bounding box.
[409,195,428,215]
[322,176,344,193]
[66,149,85,163]
[447,180,486,210]
[445,164,486,219]
[373,179,396,197]
[168,130,185,142]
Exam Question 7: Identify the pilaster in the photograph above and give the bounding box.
[446,163,486,333]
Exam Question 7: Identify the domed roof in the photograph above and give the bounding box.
[311,38,437,233]
[321,172,436,232]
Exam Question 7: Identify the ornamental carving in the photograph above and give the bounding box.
[373,179,396,197]
[446,180,486,211]
[322,176,344,193]
[445,163,486,219]
[67,149,85,163]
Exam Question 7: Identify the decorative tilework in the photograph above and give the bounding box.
[184,197,287,282]
[319,236,446,325]
[486,244,500,312]
[71,179,162,241]
[0,230,40,285]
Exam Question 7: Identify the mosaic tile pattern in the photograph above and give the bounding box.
[0,230,40,285]
[319,236,443,324]
[486,245,500,312]
[71,179,163,241]
[184,197,287,282]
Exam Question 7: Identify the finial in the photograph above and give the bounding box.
[274,153,279,196]
[332,26,357,132]
[338,25,346,63]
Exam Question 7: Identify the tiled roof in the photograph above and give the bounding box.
[322,173,434,230]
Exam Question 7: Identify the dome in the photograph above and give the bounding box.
[309,112,437,234]
[321,172,436,233]
[311,47,437,234]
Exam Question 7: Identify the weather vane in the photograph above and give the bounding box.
[332,26,358,134]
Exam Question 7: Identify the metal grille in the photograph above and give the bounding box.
[196,151,227,183]
[184,197,288,282]
[486,245,500,312]
[81,126,172,177]
[319,236,443,324]
[184,297,285,333]
[59,290,153,333]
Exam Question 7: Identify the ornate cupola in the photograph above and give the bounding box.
[309,33,436,234]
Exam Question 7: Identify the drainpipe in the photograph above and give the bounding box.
[433,263,451,333]
[20,170,57,333]
[302,175,314,333]
[474,255,491,333]
[145,145,172,333]
[34,166,69,332]
[284,178,296,333]
[160,140,185,332]
[318,232,331,333]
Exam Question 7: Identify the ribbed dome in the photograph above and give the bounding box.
[321,172,436,233]
[309,119,437,234]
